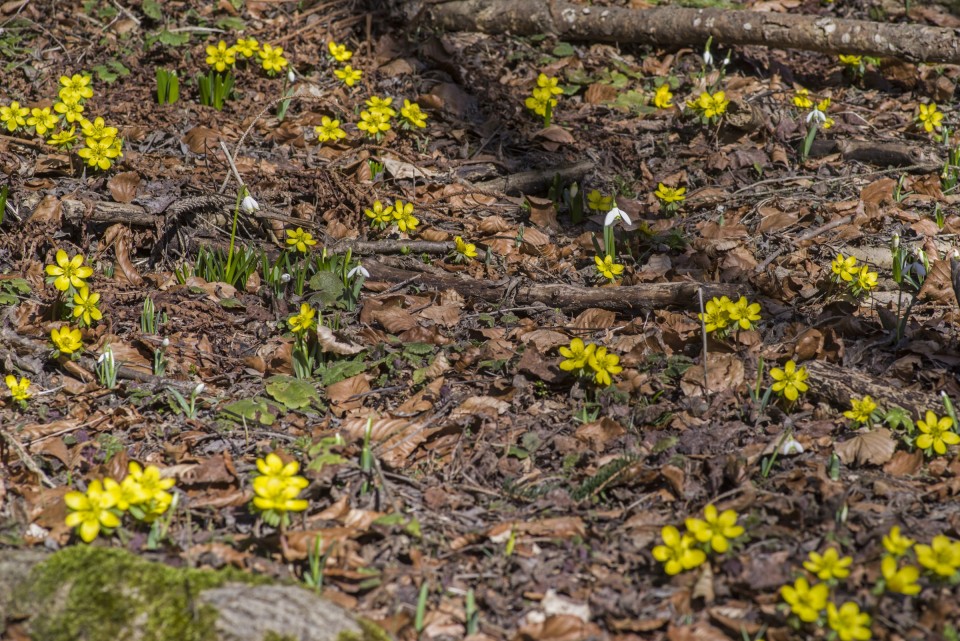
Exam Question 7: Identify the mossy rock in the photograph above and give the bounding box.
[3,546,389,641]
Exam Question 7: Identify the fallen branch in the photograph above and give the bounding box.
[365,260,747,313]
[424,0,960,63]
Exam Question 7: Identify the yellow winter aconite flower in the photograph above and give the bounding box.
[365,95,397,117]
[770,359,808,402]
[685,504,744,554]
[727,296,761,330]
[915,534,960,577]
[5,375,30,402]
[46,249,93,291]
[0,101,29,132]
[558,338,595,372]
[59,73,94,101]
[586,189,613,212]
[588,346,622,386]
[54,98,84,123]
[804,547,853,581]
[525,87,557,117]
[594,254,624,280]
[915,410,959,455]
[27,107,58,136]
[839,54,863,67]
[827,602,872,641]
[80,116,118,142]
[793,88,813,109]
[686,90,729,120]
[854,266,878,293]
[251,452,310,522]
[831,253,859,283]
[65,479,121,543]
[285,228,317,253]
[400,100,428,128]
[653,84,673,109]
[454,236,477,261]
[328,41,352,62]
[51,326,83,355]
[234,37,260,58]
[121,462,176,521]
[917,103,943,133]
[654,183,685,204]
[365,200,394,229]
[315,116,346,143]
[536,73,563,96]
[651,525,707,575]
[699,296,732,334]
[817,98,835,129]
[287,303,317,336]
[393,200,418,233]
[72,286,103,326]
[334,64,362,86]
[844,395,877,424]
[882,526,915,558]
[259,43,289,74]
[781,577,829,623]
[881,556,921,595]
[77,136,117,170]
[206,40,236,72]
[357,110,391,138]
[48,126,77,149]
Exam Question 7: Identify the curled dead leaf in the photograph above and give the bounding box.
[316,325,364,355]
[107,171,140,204]
[834,428,897,466]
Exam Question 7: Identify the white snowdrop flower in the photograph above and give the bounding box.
[891,233,900,250]
[98,348,113,364]
[604,207,632,228]
[194,383,205,395]
[780,438,804,456]
[703,50,713,66]
[241,195,260,214]
[161,338,170,348]
[281,273,292,283]
[287,69,296,83]
[348,264,370,279]
[722,53,731,66]
[806,107,826,125]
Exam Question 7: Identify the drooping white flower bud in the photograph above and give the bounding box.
[703,50,713,66]
[604,207,632,228]
[281,273,292,283]
[806,108,826,125]
[241,195,260,214]
[194,383,205,395]
[161,338,170,348]
[780,437,804,456]
[348,264,370,279]
[287,69,296,83]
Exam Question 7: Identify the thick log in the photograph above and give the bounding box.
[364,260,747,313]
[0,546,385,641]
[424,0,960,64]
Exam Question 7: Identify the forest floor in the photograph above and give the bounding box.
[1,0,960,639]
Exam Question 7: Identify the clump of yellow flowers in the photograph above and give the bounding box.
[686,90,729,123]
[45,248,104,359]
[830,252,878,298]
[557,338,622,387]
[64,462,177,543]
[5,374,30,408]
[651,504,744,575]
[698,295,762,338]
[525,73,562,126]
[654,182,685,215]
[364,199,419,234]
[251,452,310,528]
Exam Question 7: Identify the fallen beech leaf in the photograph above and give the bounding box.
[316,325,365,355]
[575,417,625,452]
[108,171,140,203]
[104,223,144,286]
[572,308,616,329]
[692,564,715,604]
[28,194,62,224]
[834,428,897,466]
[182,125,220,154]
[542,590,591,623]
[534,125,575,144]
[679,354,744,397]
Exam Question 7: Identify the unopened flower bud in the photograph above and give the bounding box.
[281,273,292,283]
[287,69,296,83]
[241,195,260,214]
[194,383,205,395]
[161,338,170,348]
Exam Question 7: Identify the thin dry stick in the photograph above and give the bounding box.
[0,429,56,488]
[698,287,709,397]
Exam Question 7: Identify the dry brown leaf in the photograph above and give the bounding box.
[516,614,599,641]
[584,83,619,104]
[883,449,924,476]
[282,527,357,561]
[526,195,559,231]
[692,564,715,604]
[28,194,62,224]
[534,125,576,145]
[834,428,897,466]
[316,326,365,355]
[108,171,140,203]
[679,354,745,397]
[575,417,625,452]
[326,374,370,415]
[371,307,418,333]
[182,125,220,154]
[450,395,510,421]
[478,215,512,234]
[340,416,430,468]
[572,308,616,329]
[104,223,144,286]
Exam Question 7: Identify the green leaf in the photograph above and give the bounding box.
[92,64,118,83]
[317,357,370,387]
[306,271,345,308]
[215,16,246,31]
[218,297,243,309]
[265,375,319,410]
[609,90,650,114]
[142,0,162,20]
[219,397,277,425]
[552,42,575,57]
[403,343,434,356]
